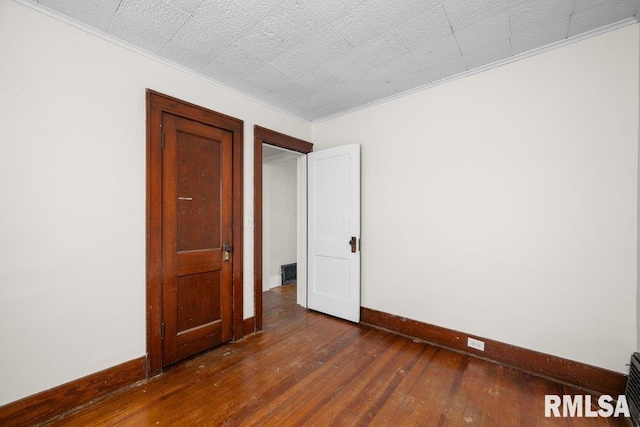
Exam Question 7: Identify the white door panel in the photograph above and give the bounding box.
[307,144,360,322]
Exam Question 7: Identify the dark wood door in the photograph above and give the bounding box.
[161,112,233,366]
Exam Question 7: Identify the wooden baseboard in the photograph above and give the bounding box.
[243,316,256,337]
[361,307,627,396]
[0,356,146,426]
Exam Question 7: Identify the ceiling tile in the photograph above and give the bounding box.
[321,90,362,108]
[296,30,353,66]
[347,84,396,105]
[159,18,233,71]
[200,45,267,85]
[262,0,328,42]
[295,93,335,110]
[454,11,510,54]
[323,81,366,100]
[394,5,454,51]
[374,53,422,81]
[411,34,461,69]
[107,0,189,53]
[434,55,468,78]
[39,0,121,31]
[236,22,293,62]
[313,99,355,118]
[296,70,344,92]
[304,0,366,24]
[192,0,260,40]
[307,102,344,121]
[511,17,569,54]
[462,38,512,69]
[443,0,509,31]
[297,73,384,112]
[233,77,272,98]
[574,0,624,13]
[340,71,389,93]
[232,0,285,20]
[390,69,436,92]
[374,0,443,27]
[272,0,327,28]
[270,32,351,79]
[431,33,464,57]
[330,0,392,46]
[270,48,318,78]
[196,66,237,87]
[510,0,574,35]
[260,14,311,43]
[320,51,372,80]
[244,64,293,92]
[264,98,313,114]
[355,30,409,67]
[402,52,466,86]
[296,88,352,110]
[329,82,396,114]
[569,0,640,36]
[416,68,448,87]
[166,0,205,14]
[29,0,640,122]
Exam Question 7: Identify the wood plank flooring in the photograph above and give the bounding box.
[46,286,631,426]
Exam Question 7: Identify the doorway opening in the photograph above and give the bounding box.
[253,126,312,331]
[262,145,304,318]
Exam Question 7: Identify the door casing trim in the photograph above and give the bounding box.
[253,126,312,332]
[146,90,244,377]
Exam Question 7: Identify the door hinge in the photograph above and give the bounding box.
[161,322,165,340]
[161,132,165,148]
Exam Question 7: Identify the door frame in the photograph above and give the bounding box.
[253,126,312,332]
[146,90,244,376]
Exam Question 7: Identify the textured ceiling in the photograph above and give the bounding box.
[26,0,640,122]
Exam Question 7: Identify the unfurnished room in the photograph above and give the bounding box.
[1,0,640,425]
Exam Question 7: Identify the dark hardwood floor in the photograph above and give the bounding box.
[45,285,630,426]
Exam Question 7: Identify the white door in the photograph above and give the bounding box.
[307,144,360,322]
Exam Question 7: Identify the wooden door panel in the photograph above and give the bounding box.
[175,324,222,361]
[177,249,222,276]
[177,130,221,251]
[177,272,221,331]
[162,112,233,367]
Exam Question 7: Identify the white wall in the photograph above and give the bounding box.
[313,25,639,374]
[0,1,310,405]
[264,157,298,289]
